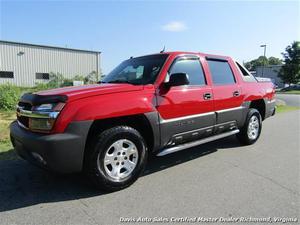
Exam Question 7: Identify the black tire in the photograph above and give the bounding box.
[84,126,148,191]
[236,108,262,145]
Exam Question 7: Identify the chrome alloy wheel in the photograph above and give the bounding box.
[99,139,139,180]
[247,115,260,140]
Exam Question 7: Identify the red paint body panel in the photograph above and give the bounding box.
[156,86,214,119]
[37,83,143,102]
[52,86,155,133]
[212,85,244,111]
[33,51,275,134]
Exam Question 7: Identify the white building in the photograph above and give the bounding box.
[256,65,283,88]
[0,40,101,87]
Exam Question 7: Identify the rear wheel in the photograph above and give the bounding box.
[236,108,262,145]
[84,126,148,191]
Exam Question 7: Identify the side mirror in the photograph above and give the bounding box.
[166,73,189,87]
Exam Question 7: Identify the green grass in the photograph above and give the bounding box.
[276,105,300,113]
[0,110,15,140]
[0,140,17,160]
[277,90,300,95]
[0,110,17,160]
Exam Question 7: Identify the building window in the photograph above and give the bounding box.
[0,71,14,78]
[36,73,50,80]
[207,60,236,85]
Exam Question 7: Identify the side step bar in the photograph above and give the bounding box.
[157,129,240,156]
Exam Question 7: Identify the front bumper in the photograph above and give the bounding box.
[10,120,92,173]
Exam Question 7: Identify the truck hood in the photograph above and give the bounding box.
[36,83,143,102]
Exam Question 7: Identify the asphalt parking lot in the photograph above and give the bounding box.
[0,110,299,225]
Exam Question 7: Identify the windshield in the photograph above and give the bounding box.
[103,54,169,85]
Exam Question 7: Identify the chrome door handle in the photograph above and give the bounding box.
[233,91,240,97]
[203,93,212,100]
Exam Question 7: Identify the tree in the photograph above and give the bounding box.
[279,41,300,86]
[268,57,282,65]
[243,56,282,71]
[244,56,268,71]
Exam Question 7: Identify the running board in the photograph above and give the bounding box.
[157,129,240,156]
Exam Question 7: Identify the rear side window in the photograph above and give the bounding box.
[236,62,249,76]
[207,60,235,85]
[169,58,206,85]
[236,61,257,82]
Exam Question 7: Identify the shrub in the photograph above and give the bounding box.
[0,72,100,111]
[48,72,65,88]
[0,84,21,110]
[62,78,73,87]
[34,73,92,89]
[33,83,53,92]
[85,71,99,84]
[34,73,67,91]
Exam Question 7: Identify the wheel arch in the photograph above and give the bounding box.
[249,99,266,120]
[84,113,159,157]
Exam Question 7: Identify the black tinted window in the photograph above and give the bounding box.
[103,54,168,85]
[207,60,235,84]
[236,62,249,76]
[236,62,257,82]
[0,71,14,78]
[36,73,49,80]
[170,58,206,85]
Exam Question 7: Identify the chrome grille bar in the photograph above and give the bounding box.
[17,107,59,119]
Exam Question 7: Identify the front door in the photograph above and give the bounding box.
[156,55,215,147]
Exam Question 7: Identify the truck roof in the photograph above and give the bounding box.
[132,51,232,61]
[165,51,231,60]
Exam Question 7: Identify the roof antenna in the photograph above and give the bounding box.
[160,46,165,53]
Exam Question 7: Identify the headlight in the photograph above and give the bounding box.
[32,102,65,112]
[33,103,55,111]
[17,102,65,132]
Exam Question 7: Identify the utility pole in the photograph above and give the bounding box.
[260,44,267,77]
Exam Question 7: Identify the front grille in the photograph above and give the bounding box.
[17,101,32,129]
[17,115,29,128]
[16,100,60,132]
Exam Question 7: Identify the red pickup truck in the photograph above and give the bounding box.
[10,52,276,191]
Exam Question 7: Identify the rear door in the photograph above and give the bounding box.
[156,55,215,147]
[206,57,244,132]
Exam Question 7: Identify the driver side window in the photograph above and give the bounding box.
[169,58,206,85]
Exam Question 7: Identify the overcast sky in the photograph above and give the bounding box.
[1,0,299,73]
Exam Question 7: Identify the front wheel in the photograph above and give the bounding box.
[236,108,262,145]
[84,126,148,191]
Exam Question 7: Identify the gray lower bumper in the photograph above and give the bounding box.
[10,120,92,173]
